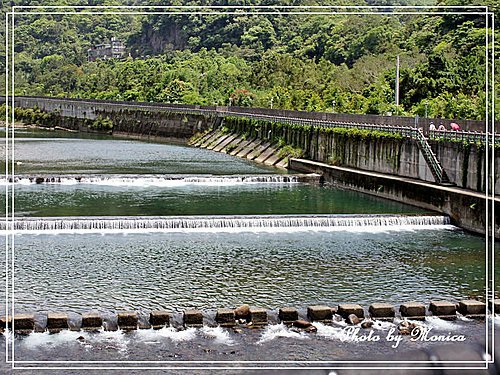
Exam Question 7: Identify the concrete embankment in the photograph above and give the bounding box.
[189,128,291,169]
[3,299,494,334]
[289,158,500,237]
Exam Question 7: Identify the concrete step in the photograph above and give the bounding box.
[246,142,271,160]
[199,130,223,148]
[206,134,231,150]
[192,130,215,147]
[229,137,255,156]
[236,140,263,158]
[213,134,238,152]
[264,153,283,166]
[221,137,244,154]
[255,146,278,164]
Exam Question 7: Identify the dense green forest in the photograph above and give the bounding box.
[1,0,499,120]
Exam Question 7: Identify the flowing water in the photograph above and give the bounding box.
[0,127,496,369]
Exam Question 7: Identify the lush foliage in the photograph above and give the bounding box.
[2,0,499,120]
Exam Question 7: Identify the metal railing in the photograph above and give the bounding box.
[428,129,500,144]
[414,128,448,183]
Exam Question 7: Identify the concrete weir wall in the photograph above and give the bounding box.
[289,158,499,237]
[15,96,215,140]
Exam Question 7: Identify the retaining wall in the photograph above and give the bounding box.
[223,117,498,193]
[14,96,216,140]
[289,158,499,237]
[9,95,493,132]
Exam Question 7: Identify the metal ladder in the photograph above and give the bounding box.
[414,128,449,184]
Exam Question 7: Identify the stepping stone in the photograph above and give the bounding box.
[82,312,103,330]
[429,301,457,317]
[249,308,267,325]
[338,304,364,319]
[369,303,395,320]
[183,309,203,327]
[117,312,138,330]
[150,310,170,328]
[279,307,299,323]
[215,308,235,327]
[400,302,426,318]
[307,305,333,321]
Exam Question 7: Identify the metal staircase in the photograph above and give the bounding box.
[414,128,450,184]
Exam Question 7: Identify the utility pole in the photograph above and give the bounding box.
[395,55,400,115]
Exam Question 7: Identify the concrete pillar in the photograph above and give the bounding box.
[307,305,333,321]
[457,300,486,318]
[429,301,457,318]
[117,312,138,330]
[150,310,171,329]
[399,302,426,319]
[81,313,103,330]
[46,313,69,332]
[369,303,395,320]
[249,308,268,325]
[278,307,298,324]
[215,308,236,327]
[338,304,364,319]
[183,309,203,327]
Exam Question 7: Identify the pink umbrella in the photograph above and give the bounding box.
[450,122,460,131]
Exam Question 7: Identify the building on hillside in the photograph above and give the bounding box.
[87,37,126,62]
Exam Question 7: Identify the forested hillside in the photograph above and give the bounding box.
[2,0,499,120]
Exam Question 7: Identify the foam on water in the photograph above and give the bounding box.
[3,214,454,235]
[155,326,197,342]
[257,323,309,344]
[200,326,235,346]
[314,322,353,341]
[424,317,462,331]
[2,175,299,187]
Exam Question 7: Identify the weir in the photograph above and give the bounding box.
[2,214,451,233]
[2,174,310,186]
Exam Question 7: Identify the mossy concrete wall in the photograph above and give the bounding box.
[15,97,215,140]
[289,158,498,237]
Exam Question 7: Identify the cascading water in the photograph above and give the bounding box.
[1,174,300,187]
[2,214,452,233]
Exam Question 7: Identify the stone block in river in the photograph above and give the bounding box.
[117,312,138,330]
[13,314,35,333]
[46,313,69,331]
[81,312,103,330]
[337,304,364,319]
[183,309,203,327]
[307,305,333,321]
[429,301,457,317]
[215,308,235,327]
[457,300,486,317]
[0,316,11,329]
[492,299,500,314]
[150,310,171,328]
[369,303,395,319]
[399,302,426,318]
[278,307,298,323]
[249,308,267,325]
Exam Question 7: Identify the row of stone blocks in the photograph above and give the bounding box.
[2,299,496,334]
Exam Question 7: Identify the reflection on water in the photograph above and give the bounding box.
[5,229,492,314]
